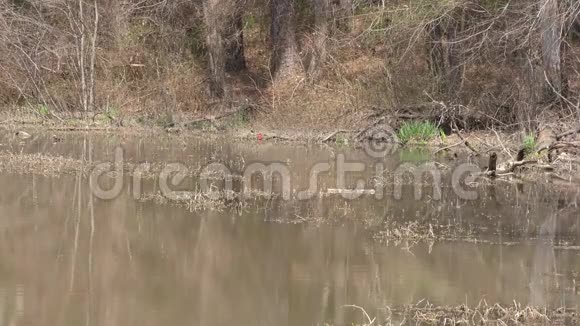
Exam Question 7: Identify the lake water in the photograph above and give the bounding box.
[0,131,579,325]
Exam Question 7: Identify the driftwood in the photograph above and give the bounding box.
[499,159,539,173]
[480,151,543,178]
[481,159,539,177]
[325,188,376,195]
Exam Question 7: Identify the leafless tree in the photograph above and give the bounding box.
[62,0,100,112]
[426,6,465,98]
[539,0,565,100]
[225,11,247,72]
[203,0,227,97]
[336,0,352,33]
[271,0,300,80]
[307,0,329,76]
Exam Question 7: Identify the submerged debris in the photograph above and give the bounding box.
[341,300,577,326]
[0,151,208,179]
[139,189,278,212]
[372,220,476,246]
[15,130,32,140]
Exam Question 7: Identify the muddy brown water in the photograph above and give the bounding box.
[0,131,580,325]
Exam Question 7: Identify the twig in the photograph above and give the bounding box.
[289,77,305,101]
[451,120,479,155]
[556,126,580,140]
[355,117,386,139]
[547,172,572,182]
[321,129,351,142]
[502,159,538,173]
[548,142,580,152]
[48,127,111,131]
[493,129,513,160]
[496,172,516,177]
[343,305,376,325]
[433,141,464,154]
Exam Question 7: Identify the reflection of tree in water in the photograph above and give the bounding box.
[530,214,557,307]
[1,134,580,325]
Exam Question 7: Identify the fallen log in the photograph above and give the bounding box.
[500,159,539,173]
[480,152,541,178]
[534,126,559,162]
[536,127,557,152]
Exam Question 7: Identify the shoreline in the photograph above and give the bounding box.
[1,110,579,185]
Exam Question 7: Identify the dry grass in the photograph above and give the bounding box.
[341,300,575,326]
[139,188,276,212]
[0,152,87,176]
[0,151,207,178]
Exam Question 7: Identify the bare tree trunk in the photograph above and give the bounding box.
[66,0,99,113]
[88,0,98,112]
[78,0,87,111]
[204,0,226,97]
[307,0,329,76]
[426,21,445,81]
[271,0,300,80]
[539,0,564,101]
[447,10,464,93]
[225,12,246,73]
[336,0,352,33]
[572,12,580,39]
[426,8,464,97]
